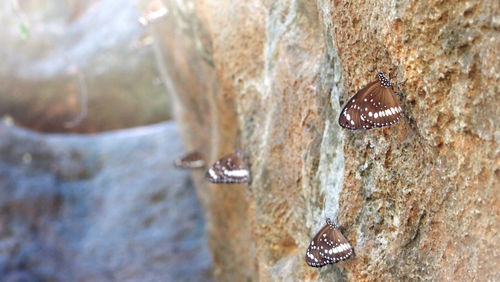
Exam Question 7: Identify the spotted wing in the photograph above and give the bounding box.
[339,81,378,130]
[361,86,402,128]
[174,151,205,169]
[316,225,353,263]
[305,224,333,267]
[205,150,249,184]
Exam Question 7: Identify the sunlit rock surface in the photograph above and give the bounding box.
[0,0,171,133]
[159,0,500,281]
[0,122,213,281]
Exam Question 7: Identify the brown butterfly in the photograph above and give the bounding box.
[339,72,402,130]
[305,218,353,267]
[205,150,249,184]
[174,151,205,169]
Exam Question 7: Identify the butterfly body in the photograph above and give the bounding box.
[339,72,402,130]
[305,219,353,267]
[205,150,249,184]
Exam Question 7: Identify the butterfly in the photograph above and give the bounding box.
[174,151,205,169]
[339,72,402,130]
[305,218,353,267]
[205,150,249,184]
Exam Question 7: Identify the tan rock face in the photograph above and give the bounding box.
[158,0,499,280]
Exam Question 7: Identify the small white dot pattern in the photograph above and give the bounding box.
[377,72,393,88]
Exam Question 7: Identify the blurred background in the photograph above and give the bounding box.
[1,0,172,133]
[0,0,213,281]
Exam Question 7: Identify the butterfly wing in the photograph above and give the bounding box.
[339,81,378,130]
[174,151,205,169]
[363,87,402,128]
[317,225,354,263]
[305,225,333,267]
[205,151,249,183]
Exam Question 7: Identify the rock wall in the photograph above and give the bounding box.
[159,0,499,281]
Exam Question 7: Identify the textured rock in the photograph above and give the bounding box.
[159,0,500,281]
[0,122,213,281]
[0,0,171,133]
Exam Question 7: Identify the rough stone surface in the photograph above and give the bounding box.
[159,0,500,281]
[0,0,171,133]
[0,122,213,281]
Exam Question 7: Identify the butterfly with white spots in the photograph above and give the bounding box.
[305,218,353,267]
[205,150,249,184]
[339,72,402,130]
